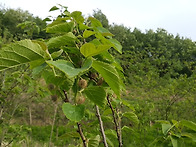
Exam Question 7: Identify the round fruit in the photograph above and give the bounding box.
[78,79,88,89]
[76,95,86,104]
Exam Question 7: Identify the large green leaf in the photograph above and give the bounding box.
[46,21,74,33]
[80,43,111,57]
[0,40,45,71]
[46,58,92,78]
[92,60,121,97]
[47,32,76,49]
[122,112,139,125]
[83,86,106,107]
[180,120,196,131]
[62,103,85,122]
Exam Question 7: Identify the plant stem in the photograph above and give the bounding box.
[77,122,87,147]
[95,105,108,147]
[106,95,122,147]
[49,103,58,147]
[63,90,69,103]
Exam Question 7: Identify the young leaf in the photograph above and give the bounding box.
[83,86,106,107]
[62,103,85,122]
[0,40,45,71]
[46,58,92,78]
[47,32,76,49]
[51,49,63,59]
[83,30,96,38]
[46,22,74,33]
[92,60,121,97]
[80,43,111,57]
[49,6,59,12]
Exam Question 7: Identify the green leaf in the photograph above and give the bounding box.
[181,133,196,142]
[62,103,85,122]
[92,60,121,97]
[49,6,59,12]
[109,39,122,54]
[51,49,63,59]
[47,32,76,49]
[71,11,84,23]
[170,136,178,147]
[83,30,96,38]
[80,43,111,57]
[88,135,100,147]
[83,86,106,107]
[0,40,45,71]
[162,123,172,136]
[79,23,89,30]
[46,58,92,78]
[96,27,114,37]
[180,120,196,131]
[88,17,102,27]
[122,112,139,125]
[42,70,64,85]
[43,17,52,22]
[46,22,74,33]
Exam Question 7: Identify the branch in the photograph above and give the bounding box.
[106,95,122,147]
[77,122,87,147]
[95,105,108,147]
[49,103,58,146]
[63,90,69,103]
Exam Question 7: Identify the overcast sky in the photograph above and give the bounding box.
[1,0,196,41]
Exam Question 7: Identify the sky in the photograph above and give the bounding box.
[1,0,196,41]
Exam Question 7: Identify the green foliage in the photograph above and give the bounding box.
[0,40,45,71]
[0,4,196,147]
[83,86,106,107]
[62,103,85,122]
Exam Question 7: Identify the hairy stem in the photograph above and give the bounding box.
[106,95,122,147]
[77,122,87,147]
[96,105,108,147]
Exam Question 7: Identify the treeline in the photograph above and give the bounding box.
[93,10,196,79]
[0,6,48,46]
